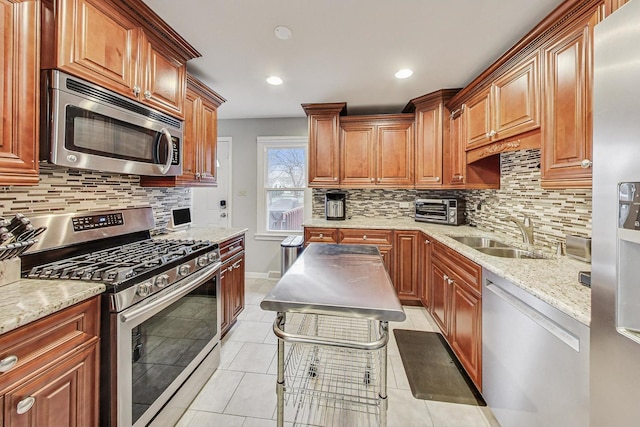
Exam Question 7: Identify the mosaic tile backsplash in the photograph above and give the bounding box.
[0,166,191,229]
[312,149,592,251]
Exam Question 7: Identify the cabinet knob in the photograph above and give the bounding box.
[486,130,497,138]
[334,177,338,181]
[133,86,141,96]
[196,172,201,178]
[319,233,324,238]
[435,177,440,182]
[370,178,375,182]
[425,240,431,244]
[0,354,18,372]
[447,278,454,285]
[443,274,449,281]
[362,235,367,240]
[581,159,593,168]
[144,90,152,99]
[16,396,35,415]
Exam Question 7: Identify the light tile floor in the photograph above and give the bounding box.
[177,278,500,427]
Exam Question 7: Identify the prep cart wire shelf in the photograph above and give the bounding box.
[274,313,390,427]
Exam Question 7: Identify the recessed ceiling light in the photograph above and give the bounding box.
[395,69,413,79]
[274,26,292,40]
[266,76,283,85]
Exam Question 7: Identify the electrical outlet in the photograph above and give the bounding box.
[399,202,411,209]
[238,190,248,197]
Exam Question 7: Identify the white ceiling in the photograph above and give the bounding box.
[144,0,565,120]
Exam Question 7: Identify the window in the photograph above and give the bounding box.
[256,136,310,238]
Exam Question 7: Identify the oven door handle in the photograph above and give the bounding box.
[120,261,221,324]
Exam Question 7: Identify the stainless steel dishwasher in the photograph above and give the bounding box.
[261,243,406,427]
[482,269,589,427]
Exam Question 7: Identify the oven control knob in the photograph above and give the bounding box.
[156,274,169,288]
[179,265,191,276]
[137,282,152,297]
[197,256,208,267]
[208,252,218,263]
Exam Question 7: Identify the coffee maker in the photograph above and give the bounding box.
[325,191,346,220]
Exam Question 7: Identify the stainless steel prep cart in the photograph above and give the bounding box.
[261,243,406,426]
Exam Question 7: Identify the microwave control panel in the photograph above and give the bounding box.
[619,182,640,230]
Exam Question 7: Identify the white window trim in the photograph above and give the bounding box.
[255,136,310,240]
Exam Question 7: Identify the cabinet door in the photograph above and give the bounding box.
[377,245,393,277]
[340,123,376,187]
[430,261,450,336]
[415,105,443,187]
[198,100,218,185]
[604,0,629,16]
[308,113,341,187]
[493,52,540,140]
[376,121,414,187]
[180,89,200,183]
[231,255,245,318]
[394,231,420,301]
[450,280,482,389]
[4,343,98,427]
[463,89,492,148]
[444,112,465,186]
[220,263,232,336]
[541,9,599,188]
[420,235,433,308]
[140,35,186,118]
[57,0,138,97]
[0,0,39,186]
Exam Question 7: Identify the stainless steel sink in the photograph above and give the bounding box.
[474,247,545,259]
[449,235,547,259]
[449,236,511,248]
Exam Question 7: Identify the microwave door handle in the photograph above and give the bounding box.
[159,128,174,175]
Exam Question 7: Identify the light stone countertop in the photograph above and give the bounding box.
[304,218,591,326]
[0,279,105,334]
[0,226,248,336]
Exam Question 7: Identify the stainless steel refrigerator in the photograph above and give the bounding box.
[592,1,640,425]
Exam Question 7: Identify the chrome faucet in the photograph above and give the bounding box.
[505,215,534,245]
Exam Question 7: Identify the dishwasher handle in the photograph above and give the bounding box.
[272,313,389,351]
[485,281,580,352]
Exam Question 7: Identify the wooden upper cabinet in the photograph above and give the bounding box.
[0,0,40,186]
[541,7,600,188]
[140,74,225,187]
[340,115,413,188]
[407,89,458,188]
[303,103,345,187]
[55,0,139,98]
[445,110,466,186]
[463,51,540,149]
[463,88,492,148]
[139,33,186,117]
[492,51,540,140]
[44,0,199,119]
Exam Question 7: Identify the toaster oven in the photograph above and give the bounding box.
[415,198,466,225]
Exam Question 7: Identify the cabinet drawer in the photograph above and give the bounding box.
[432,240,482,294]
[339,228,393,245]
[304,228,339,244]
[220,235,245,263]
[0,297,99,391]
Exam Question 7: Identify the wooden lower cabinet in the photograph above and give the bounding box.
[220,251,245,337]
[0,297,100,427]
[430,241,483,390]
[393,231,420,304]
[419,234,433,308]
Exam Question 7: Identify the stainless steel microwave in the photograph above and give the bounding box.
[40,70,183,176]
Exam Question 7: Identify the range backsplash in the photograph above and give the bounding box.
[312,149,592,252]
[0,166,191,229]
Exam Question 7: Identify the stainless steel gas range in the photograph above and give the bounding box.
[21,207,221,427]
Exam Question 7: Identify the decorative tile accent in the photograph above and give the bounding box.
[0,166,191,228]
[312,149,592,252]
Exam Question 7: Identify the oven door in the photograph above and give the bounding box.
[116,262,221,427]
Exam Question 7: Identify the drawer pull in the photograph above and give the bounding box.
[16,396,35,414]
[0,354,18,372]
[363,235,367,240]
[319,233,324,238]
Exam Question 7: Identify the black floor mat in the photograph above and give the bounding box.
[393,329,485,406]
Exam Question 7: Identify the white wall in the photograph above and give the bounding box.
[218,117,308,276]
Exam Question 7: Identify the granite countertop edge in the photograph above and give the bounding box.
[0,226,248,336]
[304,218,591,326]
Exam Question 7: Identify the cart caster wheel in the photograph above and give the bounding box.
[364,369,371,385]
[308,363,318,378]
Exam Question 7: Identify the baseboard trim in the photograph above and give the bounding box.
[246,271,280,280]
